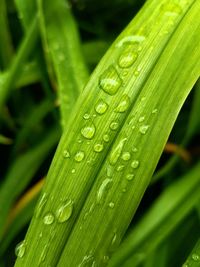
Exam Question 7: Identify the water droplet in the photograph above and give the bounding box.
[99,66,122,95]
[138,116,145,122]
[94,143,104,153]
[81,123,96,139]
[103,134,110,142]
[118,51,138,68]
[116,35,145,47]
[71,168,76,174]
[78,139,83,144]
[109,138,127,165]
[126,173,135,180]
[115,94,130,113]
[192,253,200,261]
[152,108,158,114]
[83,113,90,120]
[74,151,85,162]
[63,149,70,158]
[116,165,125,172]
[131,160,140,169]
[56,200,73,223]
[95,99,108,115]
[15,240,26,258]
[35,193,48,218]
[110,121,120,131]
[132,146,138,152]
[134,69,140,76]
[121,152,131,161]
[139,125,149,134]
[97,178,113,204]
[43,212,55,225]
[102,255,110,263]
[109,202,115,208]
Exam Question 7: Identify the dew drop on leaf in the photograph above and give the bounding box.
[95,99,108,115]
[63,149,70,158]
[99,66,122,95]
[126,173,135,180]
[139,125,149,134]
[74,151,85,162]
[103,134,110,142]
[131,160,140,169]
[94,143,104,153]
[115,94,130,113]
[121,151,131,161]
[43,212,55,225]
[109,138,127,165]
[56,200,73,223]
[81,123,96,139]
[110,121,120,131]
[15,240,26,258]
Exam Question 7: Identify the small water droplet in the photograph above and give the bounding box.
[121,152,131,161]
[118,51,138,68]
[43,212,55,225]
[115,94,130,113]
[102,255,110,263]
[109,138,127,165]
[81,123,96,139]
[109,202,115,208]
[97,178,113,204]
[74,151,85,162]
[79,254,94,266]
[110,121,120,131]
[126,173,135,180]
[95,99,108,115]
[152,108,158,114]
[63,149,70,158]
[56,200,73,223]
[78,139,83,144]
[103,134,110,142]
[139,125,149,134]
[94,143,104,153]
[132,146,138,152]
[116,165,125,172]
[192,253,200,261]
[138,116,145,122]
[15,240,26,258]
[131,160,140,169]
[99,66,122,95]
[134,69,140,76]
[71,168,76,174]
[83,113,90,120]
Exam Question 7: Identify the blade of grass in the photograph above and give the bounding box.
[14,0,200,266]
[109,162,200,266]
[182,239,200,267]
[0,127,60,239]
[0,0,14,69]
[38,0,89,127]
[0,17,39,111]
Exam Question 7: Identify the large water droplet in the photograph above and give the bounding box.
[115,94,130,113]
[121,152,131,161]
[56,200,73,223]
[109,138,127,165]
[118,51,138,68]
[139,125,149,134]
[81,123,96,139]
[43,212,55,225]
[99,66,122,95]
[63,149,70,158]
[35,193,48,218]
[95,99,108,115]
[110,121,120,131]
[94,143,104,153]
[15,240,26,258]
[131,160,140,169]
[74,151,85,162]
[97,178,113,204]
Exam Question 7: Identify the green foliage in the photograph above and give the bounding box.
[0,0,199,266]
